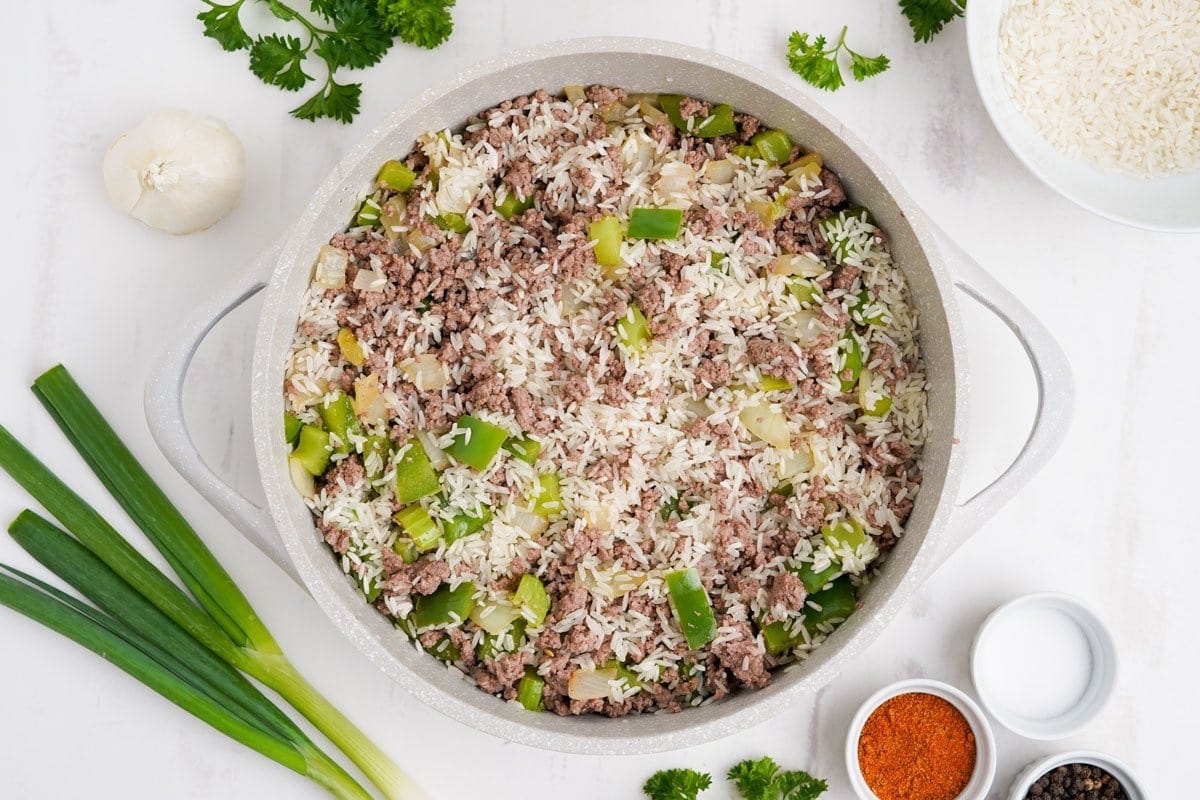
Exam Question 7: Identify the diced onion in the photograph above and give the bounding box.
[510,506,549,537]
[414,428,450,471]
[401,354,447,391]
[778,445,814,479]
[563,84,586,103]
[352,267,387,292]
[639,99,668,125]
[581,567,647,600]
[468,600,523,635]
[352,374,387,424]
[405,228,436,253]
[702,159,736,184]
[740,402,791,448]
[380,195,407,240]
[313,245,348,289]
[601,101,628,124]
[653,162,696,207]
[568,667,619,700]
[770,253,825,278]
[791,309,824,346]
[621,132,657,173]
[288,456,315,498]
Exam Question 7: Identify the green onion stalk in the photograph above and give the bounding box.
[0,365,424,800]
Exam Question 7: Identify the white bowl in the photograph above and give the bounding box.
[1008,751,1147,800]
[971,593,1117,740]
[845,678,997,800]
[965,1,1200,233]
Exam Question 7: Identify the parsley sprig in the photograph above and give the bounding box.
[643,757,826,800]
[786,27,890,92]
[196,0,455,123]
[899,0,967,42]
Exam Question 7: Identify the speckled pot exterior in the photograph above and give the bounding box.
[147,38,1072,755]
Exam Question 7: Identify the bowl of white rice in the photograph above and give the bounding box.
[967,0,1200,232]
[146,37,1074,753]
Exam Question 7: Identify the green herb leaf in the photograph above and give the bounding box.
[848,49,891,82]
[292,77,362,124]
[773,770,828,800]
[315,0,395,69]
[378,0,456,49]
[643,768,713,800]
[786,27,889,92]
[266,0,298,20]
[249,34,312,91]
[898,0,967,43]
[197,0,251,52]
[728,756,782,800]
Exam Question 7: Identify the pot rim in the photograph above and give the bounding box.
[250,36,970,753]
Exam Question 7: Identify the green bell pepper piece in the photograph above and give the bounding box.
[529,473,563,517]
[391,537,420,564]
[817,207,876,264]
[442,506,493,545]
[423,633,462,662]
[513,574,550,626]
[822,518,868,555]
[627,207,683,240]
[284,413,302,447]
[293,425,331,476]
[317,392,361,454]
[658,95,737,137]
[355,197,382,227]
[837,334,865,393]
[751,129,793,164]
[588,215,624,267]
[495,189,534,220]
[664,568,717,650]
[517,670,545,711]
[731,144,759,160]
[394,505,442,552]
[360,434,391,479]
[616,303,651,353]
[476,618,526,661]
[788,278,821,306]
[794,560,842,594]
[446,415,509,471]
[803,576,857,629]
[377,159,417,192]
[503,434,542,465]
[411,582,476,629]
[431,212,470,234]
[395,436,440,505]
[760,375,792,392]
[850,289,889,326]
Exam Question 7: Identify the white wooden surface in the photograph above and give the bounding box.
[1,2,1196,797]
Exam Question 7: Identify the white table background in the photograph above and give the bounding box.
[2,2,1197,797]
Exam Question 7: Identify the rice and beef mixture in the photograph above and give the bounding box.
[282,86,927,716]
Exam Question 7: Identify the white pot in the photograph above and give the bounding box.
[145,38,1074,755]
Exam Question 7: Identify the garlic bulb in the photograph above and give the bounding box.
[102,109,244,235]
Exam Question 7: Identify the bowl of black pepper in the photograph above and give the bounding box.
[1008,751,1146,800]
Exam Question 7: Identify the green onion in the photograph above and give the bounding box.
[377,160,417,192]
[284,413,302,447]
[395,436,440,505]
[445,415,508,471]
[294,425,332,476]
[528,473,563,517]
[411,582,476,629]
[664,568,717,650]
[11,365,425,800]
[751,129,793,163]
[393,505,441,552]
[494,189,533,220]
[442,507,492,545]
[516,669,545,711]
[627,207,683,239]
[588,215,624,268]
[658,95,737,137]
[616,303,652,354]
[503,434,541,465]
[512,574,550,626]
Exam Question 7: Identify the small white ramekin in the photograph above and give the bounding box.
[1007,751,1147,800]
[845,678,997,800]
[971,593,1118,740]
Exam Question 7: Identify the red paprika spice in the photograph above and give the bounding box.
[857,691,977,800]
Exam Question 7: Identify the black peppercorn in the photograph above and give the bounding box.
[1023,763,1129,800]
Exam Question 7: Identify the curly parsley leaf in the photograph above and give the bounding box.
[643,769,713,800]
[786,27,889,92]
[249,34,311,91]
[727,758,828,800]
[728,757,783,800]
[316,0,395,69]
[899,0,967,42]
[197,0,252,51]
[292,77,362,124]
[378,0,456,49]
[773,770,828,800]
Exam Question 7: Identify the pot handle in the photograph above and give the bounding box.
[933,227,1074,568]
[143,241,303,584]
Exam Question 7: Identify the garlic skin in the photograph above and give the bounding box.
[102,109,245,235]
